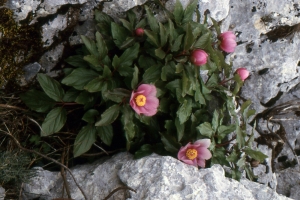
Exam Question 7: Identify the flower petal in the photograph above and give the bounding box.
[195,147,212,160]
[137,84,157,96]
[193,139,211,148]
[197,158,206,168]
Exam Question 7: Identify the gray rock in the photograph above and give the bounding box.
[119,153,289,200]
[22,153,133,200]
[22,153,290,200]
[23,62,41,82]
[276,165,300,199]
[0,186,5,200]
[39,43,65,72]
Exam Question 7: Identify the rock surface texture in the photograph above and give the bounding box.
[22,153,291,200]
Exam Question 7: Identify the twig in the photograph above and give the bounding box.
[61,149,72,199]
[0,104,28,111]
[1,123,88,200]
[93,143,109,155]
[103,186,136,200]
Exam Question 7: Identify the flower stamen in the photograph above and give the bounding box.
[186,149,198,160]
[135,95,146,107]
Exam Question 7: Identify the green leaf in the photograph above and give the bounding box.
[81,35,98,57]
[119,37,136,50]
[63,88,80,102]
[197,122,214,138]
[144,30,159,47]
[195,81,206,105]
[127,10,136,26]
[96,125,113,146]
[175,118,185,141]
[171,34,184,52]
[37,74,65,102]
[20,89,55,113]
[211,146,230,166]
[236,126,246,148]
[143,65,161,83]
[119,18,133,32]
[75,91,95,105]
[95,104,120,126]
[135,18,147,29]
[212,110,219,131]
[84,77,104,92]
[182,0,198,24]
[145,5,159,32]
[233,74,244,95]
[122,105,136,144]
[243,147,268,162]
[134,144,153,159]
[206,73,219,88]
[193,32,211,49]
[175,63,183,73]
[211,17,221,35]
[173,0,184,24]
[82,109,99,123]
[111,22,130,47]
[161,61,176,81]
[160,131,180,153]
[65,55,88,68]
[95,31,108,60]
[159,22,168,47]
[177,98,192,124]
[217,125,236,142]
[61,68,99,90]
[73,125,97,157]
[167,19,176,44]
[119,43,140,67]
[103,88,131,103]
[131,66,139,89]
[83,55,102,71]
[155,48,166,59]
[41,107,67,136]
[183,23,194,51]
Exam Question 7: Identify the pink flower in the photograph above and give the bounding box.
[135,28,144,36]
[236,68,250,81]
[190,49,208,66]
[130,84,159,116]
[177,139,212,168]
[219,31,237,53]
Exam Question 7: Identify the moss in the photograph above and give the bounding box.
[0,7,43,91]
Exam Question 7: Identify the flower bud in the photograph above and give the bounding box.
[135,28,144,36]
[190,49,208,66]
[219,31,237,53]
[236,68,250,81]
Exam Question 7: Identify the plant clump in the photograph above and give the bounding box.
[20,0,266,180]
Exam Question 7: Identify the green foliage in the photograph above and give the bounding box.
[19,0,266,182]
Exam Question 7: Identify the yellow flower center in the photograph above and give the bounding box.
[135,94,146,107]
[186,149,198,160]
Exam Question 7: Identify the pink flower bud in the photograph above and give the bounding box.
[219,31,237,53]
[135,28,144,36]
[236,68,250,81]
[190,49,208,66]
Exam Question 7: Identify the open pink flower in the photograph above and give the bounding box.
[219,31,237,53]
[130,84,159,116]
[135,28,144,36]
[190,49,208,66]
[177,139,212,168]
[236,68,250,81]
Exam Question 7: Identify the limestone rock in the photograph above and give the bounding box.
[276,165,300,199]
[0,187,5,200]
[22,153,290,200]
[119,153,289,200]
[22,153,133,200]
